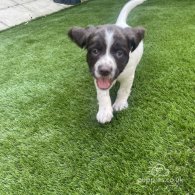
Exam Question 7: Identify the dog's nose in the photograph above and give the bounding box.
[98,66,112,76]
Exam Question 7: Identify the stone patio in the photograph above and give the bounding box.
[0,0,73,31]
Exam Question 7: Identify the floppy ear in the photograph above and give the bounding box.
[68,26,95,48]
[124,27,145,52]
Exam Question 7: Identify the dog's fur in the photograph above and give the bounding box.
[68,0,146,123]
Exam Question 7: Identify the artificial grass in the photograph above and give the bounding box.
[0,0,194,194]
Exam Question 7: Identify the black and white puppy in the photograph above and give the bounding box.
[68,0,146,123]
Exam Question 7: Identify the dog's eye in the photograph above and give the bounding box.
[116,50,124,58]
[91,48,100,56]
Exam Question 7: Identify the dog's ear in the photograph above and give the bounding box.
[68,26,95,48]
[124,27,145,52]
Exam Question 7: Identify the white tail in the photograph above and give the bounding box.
[116,0,146,27]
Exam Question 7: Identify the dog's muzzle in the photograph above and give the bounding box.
[95,65,114,90]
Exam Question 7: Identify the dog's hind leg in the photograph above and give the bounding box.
[113,40,144,112]
[113,73,135,112]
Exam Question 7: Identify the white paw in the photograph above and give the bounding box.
[113,100,128,112]
[96,108,113,124]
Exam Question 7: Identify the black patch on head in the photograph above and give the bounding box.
[123,27,145,52]
[68,26,96,48]
[110,28,130,77]
[86,28,107,75]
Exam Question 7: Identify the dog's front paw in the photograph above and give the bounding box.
[96,108,113,124]
[113,100,128,112]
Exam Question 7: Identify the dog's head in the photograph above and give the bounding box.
[68,25,144,90]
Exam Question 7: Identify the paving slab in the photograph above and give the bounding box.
[14,0,35,3]
[0,0,72,31]
[0,5,32,27]
[0,21,8,30]
[23,0,68,19]
[0,0,17,9]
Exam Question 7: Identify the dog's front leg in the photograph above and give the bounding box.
[95,85,113,124]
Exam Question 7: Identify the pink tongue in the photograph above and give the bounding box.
[96,78,112,90]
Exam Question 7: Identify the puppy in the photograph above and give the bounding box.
[68,0,146,123]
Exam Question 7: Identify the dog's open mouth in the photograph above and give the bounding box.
[96,78,112,90]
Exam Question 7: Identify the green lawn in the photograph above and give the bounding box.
[0,0,194,194]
